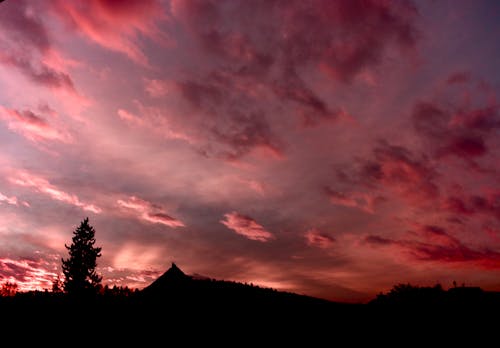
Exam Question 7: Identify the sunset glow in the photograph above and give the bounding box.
[0,0,499,301]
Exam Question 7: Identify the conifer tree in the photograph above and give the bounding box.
[62,218,102,295]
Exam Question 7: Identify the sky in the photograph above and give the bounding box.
[0,0,499,302]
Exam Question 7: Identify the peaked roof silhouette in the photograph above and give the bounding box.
[143,263,191,292]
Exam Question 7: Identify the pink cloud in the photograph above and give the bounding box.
[221,211,274,242]
[50,0,167,64]
[117,196,184,228]
[0,106,71,143]
[0,192,18,206]
[104,268,161,289]
[117,109,144,126]
[0,256,59,292]
[117,106,193,143]
[145,79,170,97]
[0,0,76,93]
[305,229,335,248]
[9,171,101,213]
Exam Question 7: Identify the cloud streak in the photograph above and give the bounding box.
[305,229,335,249]
[365,225,500,269]
[0,0,76,92]
[50,0,167,64]
[221,212,274,242]
[0,257,58,291]
[0,192,18,206]
[9,171,101,213]
[0,106,71,143]
[117,196,184,228]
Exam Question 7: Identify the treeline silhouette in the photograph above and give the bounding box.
[2,264,499,340]
[1,218,499,338]
[370,282,500,307]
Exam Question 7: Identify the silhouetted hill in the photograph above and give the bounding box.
[139,263,338,314]
[142,262,191,292]
[2,266,500,340]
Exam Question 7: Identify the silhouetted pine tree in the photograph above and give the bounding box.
[62,218,102,296]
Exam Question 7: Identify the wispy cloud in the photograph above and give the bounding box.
[0,106,71,143]
[365,225,500,269]
[221,211,274,242]
[50,0,168,64]
[9,171,101,213]
[0,192,18,206]
[0,256,59,291]
[0,0,76,93]
[117,196,184,228]
[305,229,335,249]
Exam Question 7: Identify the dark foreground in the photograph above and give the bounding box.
[2,265,499,342]
[1,282,499,343]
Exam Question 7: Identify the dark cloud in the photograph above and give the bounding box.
[0,106,71,143]
[272,72,348,127]
[412,98,499,162]
[365,225,500,268]
[451,106,500,132]
[446,71,470,85]
[444,196,475,216]
[172,0,418,81]
[0,0,50,52]
[0,55,75,91]
[169,0,419,157]
[444,193,500,222]
[0,0,76,92]
[176,80,223,110]
[364,235,393,246]
[172,74,283,160]
[211,112,282,160]
[10,109,47,127]
[443,135,486,158]
[336,140,439,203]
[372,142,438,198]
